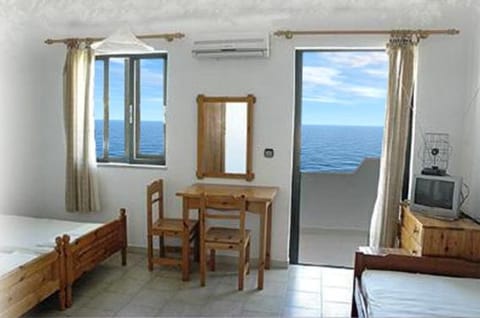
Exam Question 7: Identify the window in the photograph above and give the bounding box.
[94,53,167,165]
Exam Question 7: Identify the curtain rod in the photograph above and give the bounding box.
[274,29,460,39]
[44,32,185,45]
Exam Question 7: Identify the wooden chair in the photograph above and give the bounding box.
[199,194,251,290]
[147,179,199,281]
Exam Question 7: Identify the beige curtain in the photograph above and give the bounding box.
[63,40,100,212]
[369,34,417,247]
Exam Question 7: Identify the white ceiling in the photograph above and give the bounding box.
[0,0,476,37]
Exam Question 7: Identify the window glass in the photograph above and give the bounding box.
[94,60,104,159]
[138,58,165,156]
[108,58,126,158]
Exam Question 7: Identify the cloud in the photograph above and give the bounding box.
[303,66,341,86]
[363,68,388,78]
[109,57,125,65]
[341,85,386,98]
[142,97,164,103]
[303,53,387,102]
[322,51,388,68]
[140,59,165,86]
[140,70,163,86]
[95,58,164,87]
[303,96,351,104]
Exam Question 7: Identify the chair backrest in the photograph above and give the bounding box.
[200,194,247,238]
[147,179,164,230]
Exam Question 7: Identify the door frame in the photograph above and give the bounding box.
[289,50,303,264]
[289,48,392,265]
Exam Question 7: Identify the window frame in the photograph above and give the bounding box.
[95,53,167,166]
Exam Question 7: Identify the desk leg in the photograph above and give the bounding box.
[182,197,190,281]
[266,203,272,270]
[258,207,268,290]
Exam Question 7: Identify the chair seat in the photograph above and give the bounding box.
[205,227,251,244]
[152,218,198,234]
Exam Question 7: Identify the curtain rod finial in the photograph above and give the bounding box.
[273,30,293,39]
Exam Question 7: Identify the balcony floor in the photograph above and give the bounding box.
[299,228,368,268]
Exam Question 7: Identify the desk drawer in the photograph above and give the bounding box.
[401,208,423,243]
[422,228,466,258]
[401,227,422,256]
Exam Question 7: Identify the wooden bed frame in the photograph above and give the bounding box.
[0,237,66,318]
[352,247,480,318]
[63,209,127,307]
[0,209,127,316]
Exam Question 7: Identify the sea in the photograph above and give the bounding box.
[95,120,164,158]
[301,125,383,173]
[95,121,383,172]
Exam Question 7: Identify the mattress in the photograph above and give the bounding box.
[0,250,40,278]
[0,214,103,254]
[361,269,480,317]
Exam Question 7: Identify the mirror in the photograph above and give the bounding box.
[196,94,255,181]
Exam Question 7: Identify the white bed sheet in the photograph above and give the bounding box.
[362,269,480,318]
[0,214,103,254]
[0,250,40,278]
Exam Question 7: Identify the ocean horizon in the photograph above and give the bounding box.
[95,120,383,172]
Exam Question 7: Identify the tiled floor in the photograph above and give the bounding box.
[26,252,353,317]
[299,229,368,267]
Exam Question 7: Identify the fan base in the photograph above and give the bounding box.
[421,167,447,176]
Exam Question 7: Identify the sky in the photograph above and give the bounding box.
[302,51,388,127]
[94,58,165,122]
[94,51,387,126]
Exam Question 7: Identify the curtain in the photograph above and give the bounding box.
[369,34,417,247]
[63,40,100,212]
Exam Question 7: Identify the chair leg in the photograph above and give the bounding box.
[194,232,200,263]
[246,239,251,275]
[182,231,190,281]
[147,234,153,271]
[159,236,166,258]
[209,249,216,271]
[200,243,206,287]
[238,245,246,291]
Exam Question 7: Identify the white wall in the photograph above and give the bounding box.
[0,4,476,264]
[0,25,50,216]
[410,28,472,179]
[460,9,480,221]
[300,159,379,232]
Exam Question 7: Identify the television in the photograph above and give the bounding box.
[410,174,463,220]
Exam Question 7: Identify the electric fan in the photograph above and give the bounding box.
[421,133,450,176]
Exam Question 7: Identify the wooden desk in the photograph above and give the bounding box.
[176,183,278,289]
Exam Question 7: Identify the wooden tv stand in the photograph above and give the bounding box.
[400,203,480,261]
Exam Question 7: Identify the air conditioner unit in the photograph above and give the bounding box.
[192,34,270,58]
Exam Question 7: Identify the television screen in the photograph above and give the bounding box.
[414,178,454,209]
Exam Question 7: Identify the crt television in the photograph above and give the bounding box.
[410,174,463,220]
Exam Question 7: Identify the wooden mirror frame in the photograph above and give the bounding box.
[196,94,255,181]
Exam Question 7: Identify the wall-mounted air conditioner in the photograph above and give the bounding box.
[192,33,270,58]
